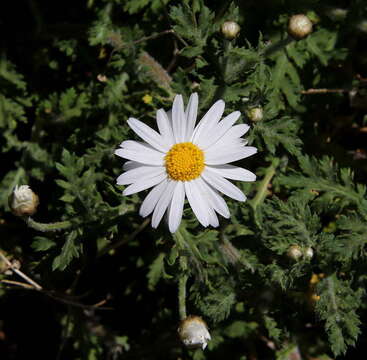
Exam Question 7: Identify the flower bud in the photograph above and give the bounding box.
[221,21,241,40]
[357,20,367,33]
[247,107,263,122]
[287,245,303,261]
[178,315,211,350]
[304,247,314,260]
[326,8,348,22]
[97,74,108,82]
[288,14,313,39]
[9,185,39,217]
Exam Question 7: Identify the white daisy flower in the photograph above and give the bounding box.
[115,93,257,233]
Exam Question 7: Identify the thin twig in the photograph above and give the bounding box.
[98,217,151,257]
[0,251,42,290]
[45,291,113,311]
[131,29,174,46]
[166,39,180,73]
[1,279,35,289]
[301,88,348,94]
[0,251,112,311]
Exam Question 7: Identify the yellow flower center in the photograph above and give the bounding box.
[165,142,205,181]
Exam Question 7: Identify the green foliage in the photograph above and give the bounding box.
[52,230,81,271]
[170,3,216,58]
[315,274,363,356]
[279,156,367,215]
[260,193,319,254]
[0,58,32,152]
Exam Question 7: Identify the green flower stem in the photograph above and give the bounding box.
[174,227,189,320]
[262,36,294,58]
[25,217,73,232]
[250,157,280,211]
[178,257,188,320]
[219,228,255,272]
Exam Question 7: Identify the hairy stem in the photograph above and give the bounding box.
[262,36,294,58]
[178,257,188,320]
[250,158,280,210]
[25,217,73,232]
[174,227,189,320]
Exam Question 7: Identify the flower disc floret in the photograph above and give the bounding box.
[165,142,204,181]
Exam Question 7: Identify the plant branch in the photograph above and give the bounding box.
[98,217,150,257]
[178,256,188,320]
[0,250,42,290]
[262,36,294,58]
[25,216,73,232]
[250,158,280,210]
[301,88,348,94]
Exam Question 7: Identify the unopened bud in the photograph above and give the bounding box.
[11,259,21,270]
[357,20,367,33]
[326,8,348,22]
[9,185,39,217]
[247,107,263,122]
[97,74,108,82]
[178,315,211,350]
[288,14,313,39]
[287,245,303,261]
[221,21,241,40]
[304,247,314,260]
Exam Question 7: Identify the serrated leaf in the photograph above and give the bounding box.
[31,237,56,251]
[147,253,172,290]
[52,231,81,271]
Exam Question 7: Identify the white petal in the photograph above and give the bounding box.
[122,173,167,196]
[195,178,221,226]
[119,140,161,152]
[209,210,219,227]
[123,161,141,171]
[115,148,164,166]
[172,95,186,143]
[202,168,246,202]
[168,181,185,233]
[127,117,169,152]
[191,100,225,145]
[117,166,165,185]
[156,109,174,147]
[207,124,250,150]
[198,111,241,149]
[184,93,198,141]
[151,180,176,228]
[139,179,168,217]
[205,146,257,165]
[199,179,230,218]
[184,180,209,227]
[207,165,256,182]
